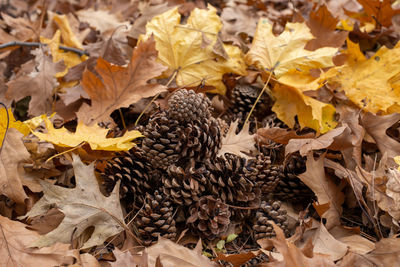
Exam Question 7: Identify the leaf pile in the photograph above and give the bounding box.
[2,0,400,266]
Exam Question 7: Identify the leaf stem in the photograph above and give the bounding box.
[244,71,273,126]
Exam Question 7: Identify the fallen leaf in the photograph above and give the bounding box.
[110,248,141,267]
[260,223,336,267]
[19,154,125,249]
[357,0,400,28]
[6,49,65,116]
[0,128,30,204]
[272,82,337,133]
[77,37,167,124]
[257,127,315,145]
[214,251,258,267]
[220,5,259,37]
[146,237,218,267]
[305,5,348,50]
[141,5,247,94]
[246,20,338,78]
[330,226,375,255]
[362,237,400,266]
[361,112,400,167]
[327,39,400,114]
[32,117,142,151]
[298,153,344,229]
[285,126,351,156]
[312,223,348,261]
[217,120,256,160]
[0,108,30,144]
[0,215,77,266]
[76,8,128,34]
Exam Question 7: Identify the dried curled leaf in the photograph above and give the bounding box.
[217,120,256,160]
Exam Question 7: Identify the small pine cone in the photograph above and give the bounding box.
[168,89,211,123]
[187,196,231,240]
[253,200,289,240]
[274,153,315,202]
[230,84,272,119]
[163,164,209,206]
[134,190,177,246]
[103,150,160,207]
[246,154,284,194]
[206,153,261,205]
[142,111,221,169]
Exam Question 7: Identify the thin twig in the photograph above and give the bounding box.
[0,41,89,56]
[0,103,10,155]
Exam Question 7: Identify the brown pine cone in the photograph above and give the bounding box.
[253,200,289,240]
[206,153,261,206]
[162,164,209,206]
[168,89,212,123]
[187,196,231,240]
[134,190,177,246]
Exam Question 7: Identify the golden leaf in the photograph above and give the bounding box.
[32,117,142,151]
[141,5,247,94]
[0,108,30,144]
[245,20,337,78]
[40,15,87,78]
[327,39,400,113]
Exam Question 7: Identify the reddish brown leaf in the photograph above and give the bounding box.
[77,37,167,124]
[305,5,348,50]
[214,251,258,267]
[257,127,314,145]
[358,0,400,27]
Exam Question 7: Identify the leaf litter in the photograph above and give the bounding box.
[1,0,400,266]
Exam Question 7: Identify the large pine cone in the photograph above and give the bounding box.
[103,150,161,209]
[246,154,284,195]
[168,89,212,123]
[134,190,177,246]
[163,164,209,206]
[206,153,261,206]
[141,110,221,170]
[253,200,289,240]
[187,196,231,240]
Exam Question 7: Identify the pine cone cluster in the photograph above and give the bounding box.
[103,88,312,245]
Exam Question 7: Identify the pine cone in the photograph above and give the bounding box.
[163,164,209,206]
[230,84,272,120]
[168,89,212,123]
[246,154,284,195]
[103,150,161,208]
[253,200,289,240]
[134,190,177,246]
[206,153,261,206]
[274,154,315,202]
[141,110,221,169]
[187,196,231,240]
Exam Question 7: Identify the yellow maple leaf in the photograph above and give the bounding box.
[41,15,87,78]
[0,108,30,144]
[272,82,337,134]
[327,39,400,113]
[245,20,338,133]
[245,20,337,78]
[141,5,247,94]
[33,117,143,151]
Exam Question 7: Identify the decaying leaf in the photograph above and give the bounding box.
[0,128,30,204]
[0,215,78,266]
[5,49,65,116]
[77,37,167,124]
[217,120,256,160]
[298,153,344,229]
[259,222,336,267]
[32,117,142,151]
[19,154,125,249]
[141,5,247,94]
[145,237,218,267]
